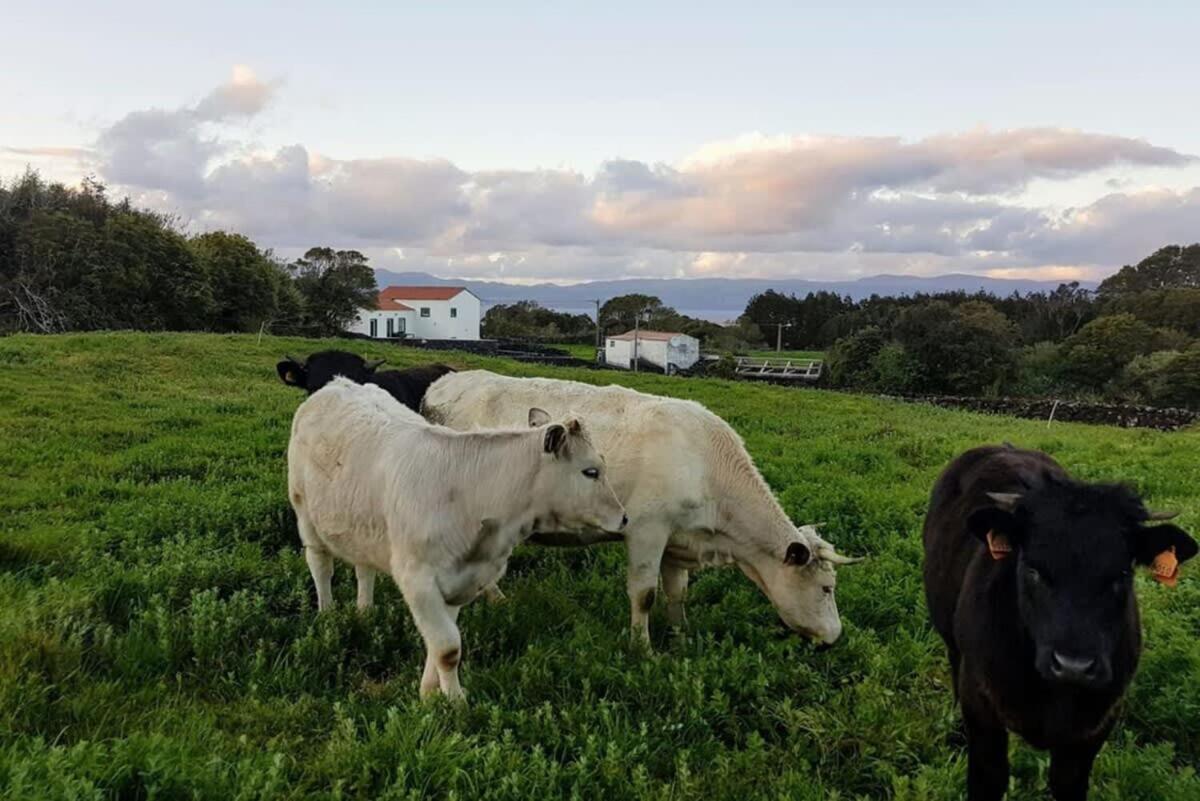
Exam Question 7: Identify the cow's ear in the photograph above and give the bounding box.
[277,359,307,388]
[967,492,1025,558]
[1133,524,1199,566]
[528,407,551,427]
[783,541,811,566]
[543,423,568,456]
[565,418,582,435]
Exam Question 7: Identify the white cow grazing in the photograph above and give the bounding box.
[288,378,626,701]
[423,370,862,647]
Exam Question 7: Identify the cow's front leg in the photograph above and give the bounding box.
[963,706,1009,801]
[1049,731,1108,801]
[397,572,466,702]
[355,565,377,610]
[625,523,670,647]
[661,562,689,629]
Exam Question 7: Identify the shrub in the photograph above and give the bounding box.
[826,326,887,389]
[1008,341,1065,397]
[1116,351,1181,404]
[1057,314,1155,389]
[869,343,921,393]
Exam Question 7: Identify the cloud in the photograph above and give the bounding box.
[194,65,278,121]
[19,70,1199,283]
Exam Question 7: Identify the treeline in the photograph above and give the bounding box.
[742,245,1200,409]
[483,293,765,351]
[0,171,377,336]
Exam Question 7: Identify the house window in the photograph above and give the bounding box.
[608,340,615,347]
[386,318,394,337]
[370,319,378,338]
[450,307,457,318]
[420,307,431,318]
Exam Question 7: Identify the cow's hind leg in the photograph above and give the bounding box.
[661,562,689,629]
[397,571,466,702]
[355,565,377,610]
[297,513,334,612]
[625,523,670,647]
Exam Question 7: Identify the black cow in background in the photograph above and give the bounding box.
[277,350,455,412]
[923,444,1196,801]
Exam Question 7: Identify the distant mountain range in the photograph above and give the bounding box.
[374,269,1096,322]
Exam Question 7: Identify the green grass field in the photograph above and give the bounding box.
[746,349,825,361]
[1,333,1198,800]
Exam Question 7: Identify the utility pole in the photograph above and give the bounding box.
[632,305,652,372]
[590,299,602,352]
[633,309,641,372]
[774,322,792,352]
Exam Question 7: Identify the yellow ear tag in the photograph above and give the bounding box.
[1151,547,1179,588]
[987,530,1012,561]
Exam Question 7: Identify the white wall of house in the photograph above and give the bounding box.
[347,309,415,338]
[604,334,699,372]
[408,294,481,340]
[347,290,481,340]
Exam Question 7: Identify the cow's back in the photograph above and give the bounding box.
[289,381,432,558]
[425,370,715,516]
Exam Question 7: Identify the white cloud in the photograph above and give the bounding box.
[16,69,1200,283]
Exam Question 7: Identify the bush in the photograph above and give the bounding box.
[826,326,887,389]
[893,301,1017,395]
[1151,347,1200,410]
[1008,341,1064,397]
[1057,314,1155,389]
[869,343,921,393]
[1116,351,1181,404]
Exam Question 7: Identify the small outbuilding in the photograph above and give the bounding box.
[604,330,700,374]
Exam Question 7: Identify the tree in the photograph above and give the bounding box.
[1098,244,1200,297]
[1056,314,1155,389]
[189,232,281,332]
[289,247,377,336]
[826,326,889,389]
[481,300,593,340]
[599,294,668,334]
[892,300,1017,395]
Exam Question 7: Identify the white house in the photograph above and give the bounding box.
[604,330,700,374]
[348,286,481,340]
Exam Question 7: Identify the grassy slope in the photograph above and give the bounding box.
[1,332,1197,801]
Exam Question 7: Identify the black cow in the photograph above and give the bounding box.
[923,444,1196,801]
[276,350,455,412]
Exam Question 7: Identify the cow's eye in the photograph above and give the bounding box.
[822,586,834,595]
[582,467,600,480]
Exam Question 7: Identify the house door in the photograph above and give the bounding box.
[386,318,394,338]
[369,319,378,338]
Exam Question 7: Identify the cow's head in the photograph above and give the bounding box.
[740,524,861,647]
[277,351,385,394]
[970,480,1196,689]
[528,407,627,535]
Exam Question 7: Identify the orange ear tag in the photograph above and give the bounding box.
[1151,547,1179,588]
[987,531,1012,561]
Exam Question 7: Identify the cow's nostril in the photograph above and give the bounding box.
[620,514,629,529]
[1051,651,1096,679]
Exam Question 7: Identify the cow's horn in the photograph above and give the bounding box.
[364,358,386,370]
[816,544,864,566]
[1146,509,1180,521]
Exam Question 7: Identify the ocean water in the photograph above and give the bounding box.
[534,306,742,324]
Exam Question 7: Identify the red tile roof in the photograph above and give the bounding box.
[376,296,414,311]
[379,286,466,305]
[609,330,683,342]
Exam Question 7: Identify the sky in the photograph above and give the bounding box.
[4,1,1200,284]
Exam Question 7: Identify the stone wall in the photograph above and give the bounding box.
[883,395,1199,431]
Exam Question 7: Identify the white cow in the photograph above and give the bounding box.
[288,378,626,700]
[423,370,861,647]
